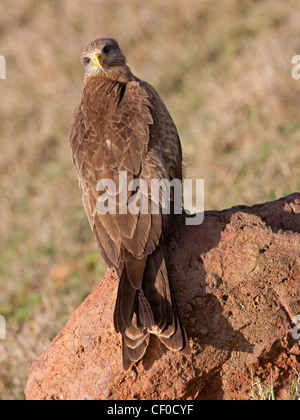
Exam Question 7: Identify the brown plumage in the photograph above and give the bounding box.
[69,38,190,369]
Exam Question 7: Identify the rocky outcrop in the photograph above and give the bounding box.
[25,194,300,400]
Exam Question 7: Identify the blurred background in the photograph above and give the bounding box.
[0,0,299,399]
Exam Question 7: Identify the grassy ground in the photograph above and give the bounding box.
[0,0,299,399]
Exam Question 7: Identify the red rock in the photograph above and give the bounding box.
[25,194,300,400]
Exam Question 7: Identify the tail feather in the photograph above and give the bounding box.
[113,267,137,332]
[142,250,169,332]
[137,289,155,329]
[124,330,148,349]
[122,334,150,371]
[114,244,190,370]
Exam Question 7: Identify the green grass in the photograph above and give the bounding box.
[250,369,300,401]
[289,372,300,401]
[250,370,276,401]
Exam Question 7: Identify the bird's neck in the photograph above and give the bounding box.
[84,65,138,85]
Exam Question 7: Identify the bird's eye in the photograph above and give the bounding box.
[84,57,91,65]
[103,46,110,54]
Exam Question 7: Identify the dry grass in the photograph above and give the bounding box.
[0,0,299,399]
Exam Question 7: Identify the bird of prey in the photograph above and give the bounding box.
[69,38,190,369]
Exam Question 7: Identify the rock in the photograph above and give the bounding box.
[25,194,300,400]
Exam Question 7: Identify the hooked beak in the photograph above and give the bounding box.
[92,53,110,70]
[92,53,103,69]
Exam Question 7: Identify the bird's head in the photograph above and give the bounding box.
[80,38,127,80]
